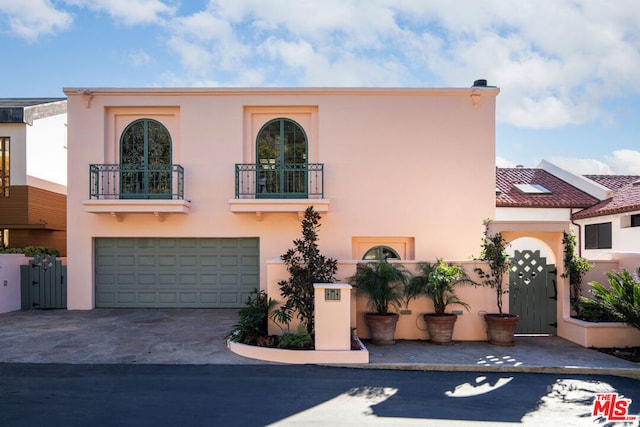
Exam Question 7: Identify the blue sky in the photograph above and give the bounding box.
[1,0,639,174]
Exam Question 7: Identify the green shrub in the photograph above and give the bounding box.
[575,298,620,322]
[277,324,313,350]
[586,267,640,331]
[227,289,276,345]
[0,246,60,257]
[561,231,592,315]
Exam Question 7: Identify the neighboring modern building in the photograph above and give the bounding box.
[63,85,500,311]
[0,98,67,255]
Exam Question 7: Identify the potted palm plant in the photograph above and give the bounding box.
[405,259,471,345]
[474,220,520,346]
[347,260,410,345]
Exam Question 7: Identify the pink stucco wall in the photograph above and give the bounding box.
[64,87,498,310]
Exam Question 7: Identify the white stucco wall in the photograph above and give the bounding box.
[0,254,29,313]
[64,87,499,309]
[25,113,68,190]
[578,212,640,259]
[496,206,573,222]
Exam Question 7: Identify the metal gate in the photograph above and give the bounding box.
[509,250,557,334]
[20,255,67,309]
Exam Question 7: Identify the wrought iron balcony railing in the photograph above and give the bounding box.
[235,163,324,198]
[89,164,185,200]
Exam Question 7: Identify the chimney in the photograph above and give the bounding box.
[473,79,488,87]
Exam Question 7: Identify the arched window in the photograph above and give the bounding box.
[363,246,401,260]
[256,118,308,198]
[120,119,172,199]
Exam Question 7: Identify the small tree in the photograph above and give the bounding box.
[585,267,640,331]
[271,206,337,335]
[561,230,592,315]
[474,220,511,315]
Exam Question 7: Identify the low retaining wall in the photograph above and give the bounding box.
[561,317,640,348]
[227,337,369,364]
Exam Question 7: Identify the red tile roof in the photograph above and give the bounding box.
[583,175,640,191]
[572,175,640,219]
[496,168,599,208]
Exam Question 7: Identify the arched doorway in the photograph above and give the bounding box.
[256,118,308,198]
[119,118,172,199]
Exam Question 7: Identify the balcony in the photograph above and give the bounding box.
[230,163,329,220]
[83,164,190,221]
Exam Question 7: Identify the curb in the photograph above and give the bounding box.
[323,362,640,380]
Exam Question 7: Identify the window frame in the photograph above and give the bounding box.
[584,222,612,249]
[119,118,172,199]
[362,245,401,260]
[255,118,308,199]
[0,137,9,197]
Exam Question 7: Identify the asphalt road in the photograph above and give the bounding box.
[1,364,638,426]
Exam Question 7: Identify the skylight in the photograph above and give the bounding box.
[513,183,551,194]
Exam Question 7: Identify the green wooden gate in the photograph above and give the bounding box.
[509,250,557,334]
[20,255,67,309]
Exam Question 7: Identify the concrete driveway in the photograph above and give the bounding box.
[0,309,267,364]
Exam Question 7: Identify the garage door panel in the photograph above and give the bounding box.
[220,292,240,304]
[95,238,259,308]
[116,292,136,304]
[137,274,157,285]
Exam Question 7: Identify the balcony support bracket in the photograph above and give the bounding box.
[110,212,122,222]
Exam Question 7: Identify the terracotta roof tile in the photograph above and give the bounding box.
[496,168,599,208]
[583,175,640,191]
[572,177,640,219]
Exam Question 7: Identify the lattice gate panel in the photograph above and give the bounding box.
[509,250,557,334]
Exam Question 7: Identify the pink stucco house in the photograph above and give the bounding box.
[64,83,639,347]
[64,84,497,308]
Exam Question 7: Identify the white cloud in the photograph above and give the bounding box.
[3,0,639,134]
[63,0,175,25]
[0,0,72,42]
[496,156,517,168]
[547,157,612,175]
[166,36,213,73]
[127,49,152,67]
[605,150,640,175]
[548,150,640,175]
[157,0,640,130]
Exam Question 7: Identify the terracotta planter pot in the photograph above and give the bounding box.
[423,313,457,345]
[365,313,399,345]
[484,313,520,346]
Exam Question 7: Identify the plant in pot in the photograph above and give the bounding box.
[347,260,410,345]
[405,259,471,345]
[474,220,520,346]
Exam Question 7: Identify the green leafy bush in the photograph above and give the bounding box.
[227,289,276,345]
[405,259,472,314]
[575,298,620,322]
[0,246,60,257]
[348,260,410,314]
[277,324,313,350]
[585,267,640,330]
[561,231,592,315]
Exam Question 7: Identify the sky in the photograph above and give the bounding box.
[1,0,639,175]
